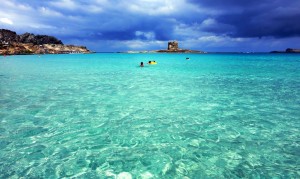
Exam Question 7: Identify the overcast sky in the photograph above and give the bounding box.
[1,0,300,52]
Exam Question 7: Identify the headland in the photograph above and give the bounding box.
[0,29,91,55]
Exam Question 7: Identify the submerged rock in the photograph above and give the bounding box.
[117,172,132,179]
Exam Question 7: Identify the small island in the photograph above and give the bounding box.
[156,41,204,53]
[127,41,205,53]
[0,29,91,55]
[270,48,300,53]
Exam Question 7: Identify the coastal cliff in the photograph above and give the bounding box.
[0,29,91,55]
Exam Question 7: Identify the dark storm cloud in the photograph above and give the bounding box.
[188,0,300,38]
[70,15,175,41]
[218,11,300,38]
[189,0,263,8]
[1,0,299,52]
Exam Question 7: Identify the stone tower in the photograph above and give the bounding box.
[168,41,179,51]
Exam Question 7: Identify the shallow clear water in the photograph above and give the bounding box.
[0,53,299,178]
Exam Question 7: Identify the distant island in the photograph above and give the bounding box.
[127,41,205,53]
[0,29,91,55]
[156,41,204,53]
[270,48,300,53]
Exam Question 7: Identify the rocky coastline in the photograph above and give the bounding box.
[0,29,91,55]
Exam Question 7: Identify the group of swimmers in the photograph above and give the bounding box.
[140,61,157,67]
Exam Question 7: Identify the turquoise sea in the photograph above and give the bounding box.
[0,53,299,178]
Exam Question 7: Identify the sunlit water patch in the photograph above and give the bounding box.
[0,53,299,178]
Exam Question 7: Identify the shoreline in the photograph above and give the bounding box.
[2,52,300,56]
